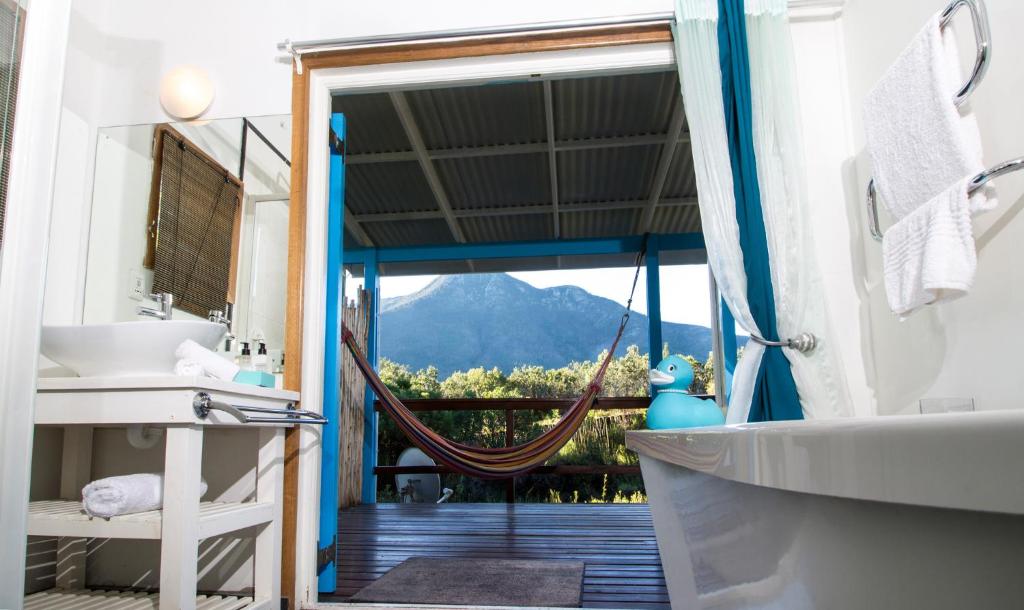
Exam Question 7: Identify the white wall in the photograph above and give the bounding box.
[71,0,674,127]
[789,12,874,416]
[841,0,1024,414]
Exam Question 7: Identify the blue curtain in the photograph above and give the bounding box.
[717,0,803,421]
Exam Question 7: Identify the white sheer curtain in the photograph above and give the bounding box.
[674,0,851,420]
[673,0,766,423]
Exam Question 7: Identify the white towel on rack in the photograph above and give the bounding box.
[175,339,239,381]
[883,177,976,317]
[863,13,996,222]
[81,473,208,518]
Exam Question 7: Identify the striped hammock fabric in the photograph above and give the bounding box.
[341,320,627,479]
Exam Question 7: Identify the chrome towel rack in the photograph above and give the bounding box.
[192,391,328,425]
[865,0,1024,242]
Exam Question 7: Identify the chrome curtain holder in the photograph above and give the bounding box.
[749,332,818,354]
[864,0,1024,242]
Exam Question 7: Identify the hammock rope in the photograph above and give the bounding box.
[342,237,649,479]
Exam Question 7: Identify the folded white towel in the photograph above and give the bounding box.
[174,358,204,377]
[883,178,976,317]
[175,339,239,381]
[863,13,997,317]
[863,13,996,221]
[81,473,208,518]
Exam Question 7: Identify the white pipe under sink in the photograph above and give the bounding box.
[627,411,1024,609]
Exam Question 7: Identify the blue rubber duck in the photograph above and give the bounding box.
[646,355,725,429]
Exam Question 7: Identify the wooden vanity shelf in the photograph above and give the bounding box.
[25,589,256,610]
[31,376,300,610]
[27,500,275,540]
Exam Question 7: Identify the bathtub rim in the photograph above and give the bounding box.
[626,410,1024,515]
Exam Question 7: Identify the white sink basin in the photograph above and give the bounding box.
[40,321,226,377]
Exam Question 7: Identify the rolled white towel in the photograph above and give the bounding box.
[175,339,239,381]
[82,473,208,518]
[174,358,204,377]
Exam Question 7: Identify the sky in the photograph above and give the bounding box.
[354,264,716,327]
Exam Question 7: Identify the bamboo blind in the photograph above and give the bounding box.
[0,2,23,252]
[340,288,371,508]
[149,127,242,318]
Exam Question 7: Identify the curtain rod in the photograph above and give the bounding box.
[278,12,675,61]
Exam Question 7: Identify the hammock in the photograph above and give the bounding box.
[342,242,647,479]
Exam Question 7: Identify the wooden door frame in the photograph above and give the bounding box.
[283,22,672,608]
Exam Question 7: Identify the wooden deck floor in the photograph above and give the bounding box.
[322,503,670,609]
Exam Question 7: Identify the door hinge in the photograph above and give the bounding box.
[328,129,345,159]
[317,535,337,573]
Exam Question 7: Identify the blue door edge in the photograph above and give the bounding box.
[317,112,345,593]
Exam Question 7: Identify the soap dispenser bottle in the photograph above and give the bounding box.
[238,342,252,371]
[254,342,270,372]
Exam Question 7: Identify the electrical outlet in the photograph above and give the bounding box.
[129,270,145,301]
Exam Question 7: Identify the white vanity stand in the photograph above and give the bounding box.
[29,376,299,610]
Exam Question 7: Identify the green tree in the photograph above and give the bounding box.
[374,343,725,504]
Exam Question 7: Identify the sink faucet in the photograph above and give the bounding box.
[137,292,173,320]
[209,305,235,351]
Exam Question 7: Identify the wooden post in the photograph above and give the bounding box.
[361,249,380,504]
[646,235,662,395]
[505,409,515,504]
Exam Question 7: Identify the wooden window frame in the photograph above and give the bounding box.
[144,124,245,308]
[282,22,673,608]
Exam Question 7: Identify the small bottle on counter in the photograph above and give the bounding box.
[237,342,252,371]
[254,342,270,373]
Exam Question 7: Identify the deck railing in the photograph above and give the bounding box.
[373,396,710,503]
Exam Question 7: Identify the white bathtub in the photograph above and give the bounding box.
[626,411,1024,610]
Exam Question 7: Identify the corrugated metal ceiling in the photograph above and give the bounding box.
[334,68,702,271]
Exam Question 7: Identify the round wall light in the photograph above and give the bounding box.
[159,65,215,120]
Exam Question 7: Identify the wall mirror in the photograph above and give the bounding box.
[83,114,292,370]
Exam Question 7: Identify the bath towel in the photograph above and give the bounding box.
[863,14,994,221]
[175,339,239,381]
[863,13,996,316]
[81,473,208,518]
[883,178,976,317]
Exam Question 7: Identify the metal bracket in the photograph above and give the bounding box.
[329,128,345,158]
[278,38,302,74]
[316,535,337,573]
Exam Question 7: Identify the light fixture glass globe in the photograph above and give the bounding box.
[159,65,215,120]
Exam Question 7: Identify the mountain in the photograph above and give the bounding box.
[379,273,730,377]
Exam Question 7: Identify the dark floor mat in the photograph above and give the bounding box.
[349,556,585,607]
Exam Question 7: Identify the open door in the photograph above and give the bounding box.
[317,112,345,593]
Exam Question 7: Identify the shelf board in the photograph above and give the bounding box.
[34,376,300,427]
[28,500,274,540]
[36,375,298,402]
[24,589,271,609]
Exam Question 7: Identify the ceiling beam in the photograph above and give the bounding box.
[351,197,698,223]
[639,101,688,233]
[389,91,466,243]
[343,208,374,246]
[543,81,560,238]
[345,132,692,165]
